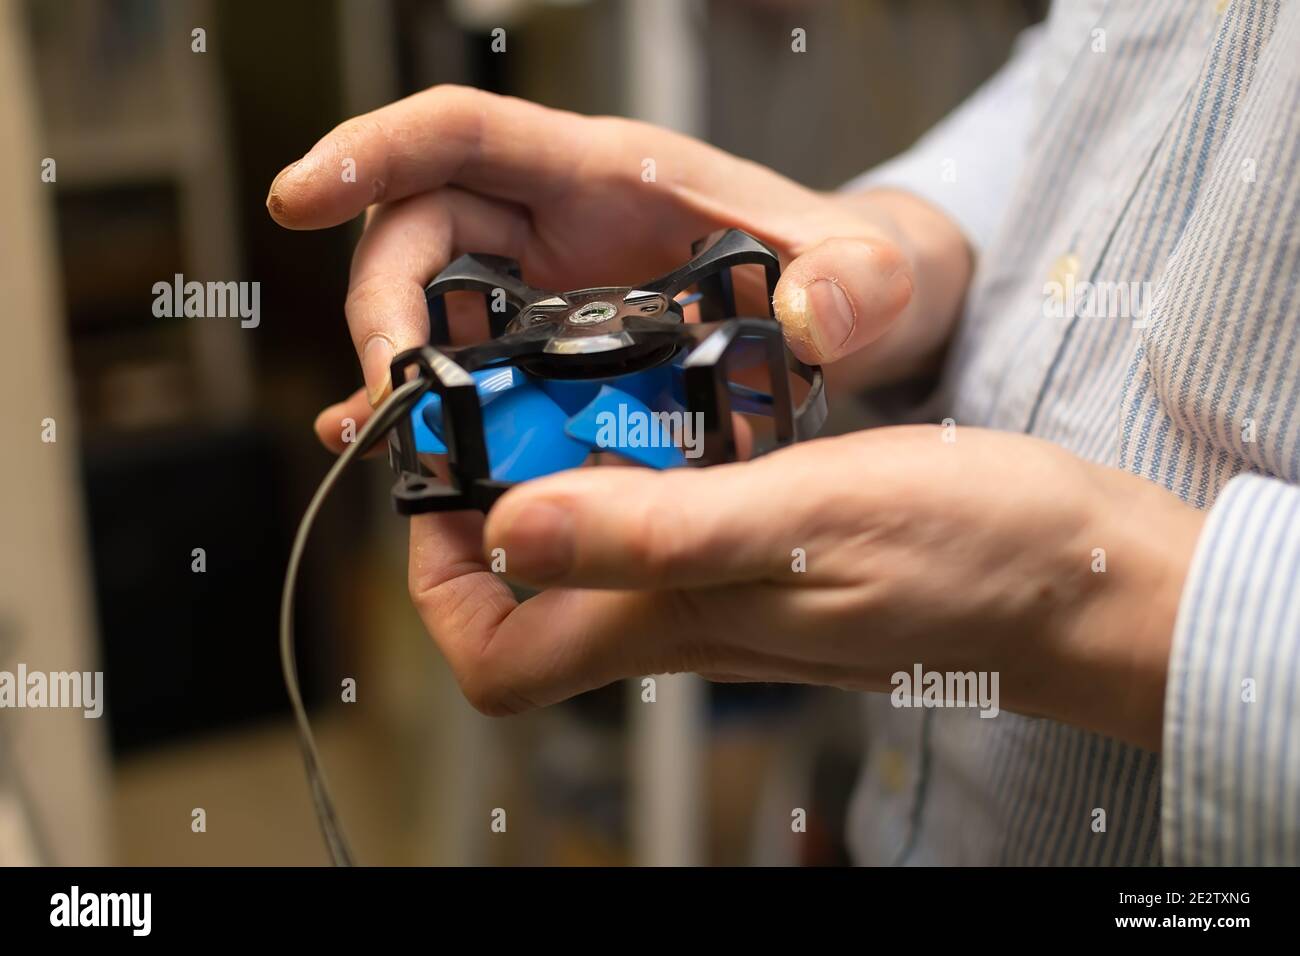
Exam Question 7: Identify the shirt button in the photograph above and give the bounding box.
[880,748,908,794]
[1046,252,1080,306]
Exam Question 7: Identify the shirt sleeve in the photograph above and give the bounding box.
[841,24,1045,253]
[1162,473,1300,866]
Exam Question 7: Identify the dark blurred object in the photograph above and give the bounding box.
[53,183,196,433]
[81,425,320,754]
[800,743,860,866]
[56,183,183,337]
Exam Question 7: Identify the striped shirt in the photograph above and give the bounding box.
[844,0,1300,865]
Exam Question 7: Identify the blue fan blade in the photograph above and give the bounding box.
[480,382,591,481]
[534,377,601,417]
[473,366,526,407]
[410,392,447,454]
[413,367,588,481]
[537,365,679,417]
[565,385,688,469]
[617,364,677,408]
[411,366,530,455]
[727,382,774,415]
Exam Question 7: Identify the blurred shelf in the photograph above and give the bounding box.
[27,0,253,425]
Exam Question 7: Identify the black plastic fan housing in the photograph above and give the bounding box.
[387,229,826,513]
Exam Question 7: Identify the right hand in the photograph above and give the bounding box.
[265,85,961,450]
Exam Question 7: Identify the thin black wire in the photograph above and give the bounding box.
[280,376,429,867]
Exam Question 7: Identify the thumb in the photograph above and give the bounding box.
[773,236,914,364]
[483,458,800,590]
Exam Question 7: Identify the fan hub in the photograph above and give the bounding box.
[567,300,619,325]
[499,286,683,376]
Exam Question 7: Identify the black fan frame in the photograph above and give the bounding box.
[387,229,826,514]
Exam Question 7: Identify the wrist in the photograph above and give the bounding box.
[1041,469,1205,750]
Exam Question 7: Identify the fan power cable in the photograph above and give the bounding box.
[280,376,429,867]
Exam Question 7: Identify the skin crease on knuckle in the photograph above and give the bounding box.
[459,607,561,716]
[412,580,529,717]
[692,586,882,687]
[623,494,691,586]
[344,270,414,323]
[407,567,480,647]
[651,587,726,676]
[438,87,494,176]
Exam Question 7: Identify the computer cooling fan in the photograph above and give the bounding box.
[387,229,827,513]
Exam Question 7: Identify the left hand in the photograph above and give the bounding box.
[408,424,1205,751]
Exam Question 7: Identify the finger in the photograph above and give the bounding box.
[733,414,754,461]
[772,236,914,364]
[413,551,862,713]
[473,586,827,709]
[410,498,861,713]
[406,510,517,695]
[265,85,822,252]
[482,452,812,590]
[313,388,374,454]
[346,187,529,403]
[409,512,753,713]
[407,512,671,713]
[267,85,589,230]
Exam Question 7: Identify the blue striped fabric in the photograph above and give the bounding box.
[845,0,1300,865]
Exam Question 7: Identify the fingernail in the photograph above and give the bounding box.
[804,279,856,357]
[500,502,574,582]
[362,335,395,405]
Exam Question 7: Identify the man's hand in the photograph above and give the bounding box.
[407,425,1203,752]
[266,85,972,449]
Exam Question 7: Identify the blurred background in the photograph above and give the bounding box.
[0,0,1043,866]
